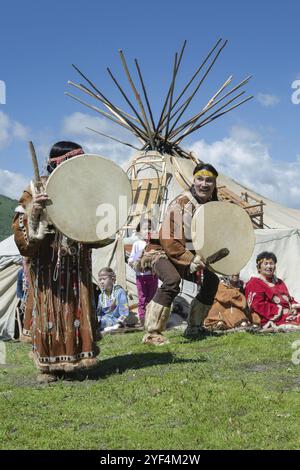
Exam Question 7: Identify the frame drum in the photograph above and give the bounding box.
[46,154,132,243]
[191,201,255,275]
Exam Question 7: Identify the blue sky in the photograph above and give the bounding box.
[1,0,300,207]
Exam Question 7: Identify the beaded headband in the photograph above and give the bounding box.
[48,148,84,166]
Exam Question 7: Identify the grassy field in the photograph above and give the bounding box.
[1,329,300,450]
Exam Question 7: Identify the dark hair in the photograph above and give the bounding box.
[256,251,277,268]
[136,218,152,233]
[193,162,218,177]
[193,162,218,201]
[49,141,82,159]
[47,141,82,174]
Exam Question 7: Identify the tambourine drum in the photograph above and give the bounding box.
[46,154,132,243]
[191,201,255,275]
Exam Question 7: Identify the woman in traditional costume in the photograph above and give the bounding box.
[245,251,300,329]
[12,141,99,382]
[142,162,220,345]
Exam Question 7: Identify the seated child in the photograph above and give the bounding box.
[97,267,130,332]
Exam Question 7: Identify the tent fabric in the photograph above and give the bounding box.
[0,235,21,340]
[218,174,300,229]
[0,262,19,340]
[0,235,20,257]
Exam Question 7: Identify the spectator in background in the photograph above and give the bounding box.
[128,220,158,327]
[245,251,300,329]
[229,273,245,294]
[97,267,130,332]
[204,274,252,331]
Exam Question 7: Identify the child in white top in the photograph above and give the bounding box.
[128,220,158,326]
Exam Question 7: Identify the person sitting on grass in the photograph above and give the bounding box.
[97,267,130,332]
[204,274,252,331]
[245,251,300,329]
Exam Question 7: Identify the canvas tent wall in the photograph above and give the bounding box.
[0,235,21,340]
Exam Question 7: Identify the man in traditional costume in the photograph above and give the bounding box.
[12,141,99,382]
[245,251,300,329]
[142,162,220,345]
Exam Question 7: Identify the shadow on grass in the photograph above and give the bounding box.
[82,351,208,381]
[178,331,212,344]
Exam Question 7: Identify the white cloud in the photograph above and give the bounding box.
[62,112,138,163]
[190,125,300,209]
[256,93,280,107]
[0,111,30,149]
[0,169,28,199]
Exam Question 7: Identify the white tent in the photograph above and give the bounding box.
[0,235,21,340]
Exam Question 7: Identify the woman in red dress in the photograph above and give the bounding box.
[245,251,300,329]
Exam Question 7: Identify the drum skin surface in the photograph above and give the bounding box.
[191,201,255,275]
[46,154,132,243]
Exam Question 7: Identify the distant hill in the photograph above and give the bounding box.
[0,194,18,241]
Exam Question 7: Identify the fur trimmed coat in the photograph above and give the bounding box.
[245,275,300,327]
[12,184,99,372]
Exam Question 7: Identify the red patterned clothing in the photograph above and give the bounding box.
[245,275,300,327]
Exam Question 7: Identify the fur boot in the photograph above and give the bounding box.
[143,300,171,345]
[184,298,211,338]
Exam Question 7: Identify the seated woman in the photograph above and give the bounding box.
[96,267,130,332]
[204,274,252,331]
[245,251,300,329]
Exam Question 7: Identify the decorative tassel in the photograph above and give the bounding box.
[195,268,204,291]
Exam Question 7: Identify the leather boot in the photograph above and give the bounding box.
[143,300,171,345]
[184,298,211,338]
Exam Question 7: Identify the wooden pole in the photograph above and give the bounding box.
[118,49,155,149]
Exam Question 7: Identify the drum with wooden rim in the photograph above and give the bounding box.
[45,154,132,244]
[191,201,255,275]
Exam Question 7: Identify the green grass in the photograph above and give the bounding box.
[1,329,300,450]
[0,194,18,241]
